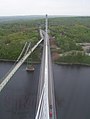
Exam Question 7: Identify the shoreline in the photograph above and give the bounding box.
[54,62,90,67]
[0,59,40,64]
[0,59,90,67]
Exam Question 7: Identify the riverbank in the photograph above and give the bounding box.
[1,58,90,67]
[0,59,40,64]
[55,61,90,67]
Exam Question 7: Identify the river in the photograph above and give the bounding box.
[0,62,90,119]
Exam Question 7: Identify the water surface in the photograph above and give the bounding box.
[0,62,40,119]
[0,62,90,119]
[53,64,90,119]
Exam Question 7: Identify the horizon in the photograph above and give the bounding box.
[0,14,90,17]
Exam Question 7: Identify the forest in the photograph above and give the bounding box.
[0,16,90,64]
[0,18,42,61]
[49,17,90,64]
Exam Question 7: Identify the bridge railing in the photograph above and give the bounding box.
[35,15,56,119]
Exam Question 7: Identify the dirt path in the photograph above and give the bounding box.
[49,36,60,61]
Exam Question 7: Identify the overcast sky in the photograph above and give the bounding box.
[0,0,90,16]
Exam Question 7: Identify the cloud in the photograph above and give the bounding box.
[0,0,90,16]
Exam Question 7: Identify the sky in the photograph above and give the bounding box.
[0,0,90,16]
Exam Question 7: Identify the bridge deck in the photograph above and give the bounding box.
[35,15,56,119]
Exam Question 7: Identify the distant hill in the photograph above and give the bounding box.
[0,15,74,23]
[0,15,45,23]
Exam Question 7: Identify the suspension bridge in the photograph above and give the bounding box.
[0,15,56,119]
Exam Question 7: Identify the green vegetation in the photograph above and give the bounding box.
[0,19,42,61]
[49,17,90,65]
[56,52,90,65]
[0,16,90,65]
